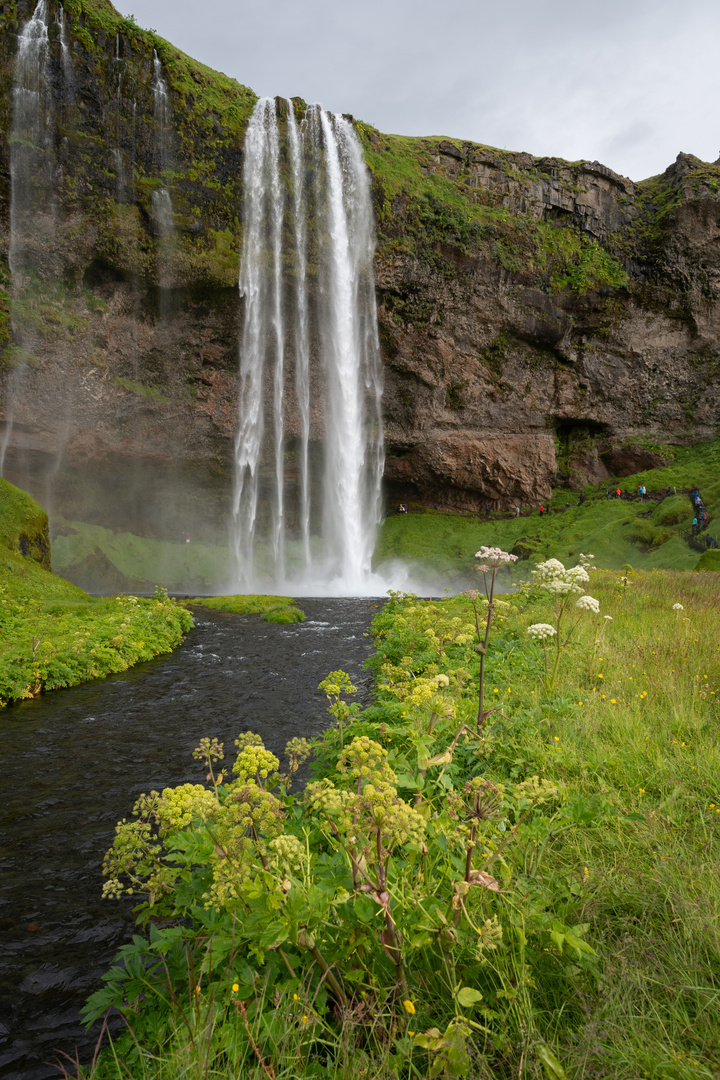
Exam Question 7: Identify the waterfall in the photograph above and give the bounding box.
[152,50,171,169]
[151,52,175,289]
[287,104,311,569]
[56,3,73,93]
[234,97,284,587]
[233,97,384,595]
[9,0,52,284]
[1,0,53,474]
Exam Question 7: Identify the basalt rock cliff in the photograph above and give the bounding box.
[0,0,719,534]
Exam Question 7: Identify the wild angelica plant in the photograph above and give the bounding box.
[466,546,518,729]
[526,554,600,692]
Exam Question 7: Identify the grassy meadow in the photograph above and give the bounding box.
[78,561,720,1080]
[376,438,720,589]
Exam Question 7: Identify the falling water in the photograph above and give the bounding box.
[233,98,384,595]
[151,52,175,288]
[152,49,171,168]
[56,2,73,93]
[287,104,311,569]
[8,0,53,285]
[234,98,283,586]
[1,0,53,475]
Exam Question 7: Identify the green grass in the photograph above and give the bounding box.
[113,377,173,404]
[375,438,720,587]
[356,126,627,297]
[190,594,305,622]
[0,481,193,706]
[52,522,233,594]
[0,476,52,569]
[80,566,720,1079]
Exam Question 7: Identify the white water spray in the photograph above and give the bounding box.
[233,98,384,595]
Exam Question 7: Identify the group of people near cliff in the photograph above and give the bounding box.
[691,490,714,542]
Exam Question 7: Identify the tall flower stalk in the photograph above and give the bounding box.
[467,547,518,730]
[526,555,600,693]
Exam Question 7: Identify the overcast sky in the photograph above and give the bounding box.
[118,0,719,181]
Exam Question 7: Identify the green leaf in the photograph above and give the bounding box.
[354,894,379,923]
[456,986,483,1007]
[536,1043,567,1079]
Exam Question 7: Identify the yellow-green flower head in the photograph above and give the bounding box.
[193,736,224,764]
[158,784,217,833]
[234,731,265,752]
[269,833,306,873]
[514,775,559,808]
[337,736,396,784]
[232,745,280,784]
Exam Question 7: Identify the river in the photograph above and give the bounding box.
[0,599,379,1079]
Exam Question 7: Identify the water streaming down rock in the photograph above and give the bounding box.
[56,2,73,95]
[1,0,55,475]
[234,98,384,595]
[151,52,175,295]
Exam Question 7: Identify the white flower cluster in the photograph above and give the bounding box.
[527,623,557,640]
[475,546,519,568]
[532,558,590,597]
[575,594,600,614]
[672,603,684,611]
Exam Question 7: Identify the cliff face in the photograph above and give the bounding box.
[0,0,719,530]
[366,138,720,508]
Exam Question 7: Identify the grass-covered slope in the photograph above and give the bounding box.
[376,438,720,587]
[0,480,192,706]
[52,521,234,595]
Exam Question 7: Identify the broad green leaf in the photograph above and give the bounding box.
[456,986,483,1007]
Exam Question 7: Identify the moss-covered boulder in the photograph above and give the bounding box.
[0,478,51,570]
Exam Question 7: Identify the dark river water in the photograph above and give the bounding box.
[0,599,379,1079]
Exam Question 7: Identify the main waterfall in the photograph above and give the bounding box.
[233,98,384,595]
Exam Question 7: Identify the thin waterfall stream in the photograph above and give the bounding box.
[0,599,379,1080]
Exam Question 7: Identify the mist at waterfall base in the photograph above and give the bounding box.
[0,5,438,597]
